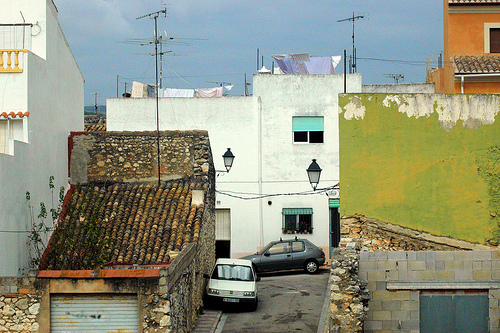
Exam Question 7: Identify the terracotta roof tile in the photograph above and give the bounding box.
[0,111,29,119]
[39,178,207,270]
[451,55,500,74]
[449,0,500,3]
[84,115,106,132]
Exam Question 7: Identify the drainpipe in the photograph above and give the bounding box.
[258,97,264,248]
[456,73,500,94]
[461,76,464,94]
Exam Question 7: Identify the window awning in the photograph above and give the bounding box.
[292,117,324,132]
[282,208,313,215]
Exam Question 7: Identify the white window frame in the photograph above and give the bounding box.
[484,23,500,53]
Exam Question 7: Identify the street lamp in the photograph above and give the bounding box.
[222,148,235,173]
[306,159,322,190]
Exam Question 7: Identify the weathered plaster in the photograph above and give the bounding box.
[339,93,500,244]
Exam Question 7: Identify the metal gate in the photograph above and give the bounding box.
[51,294,138,333]
[420,291,488,333]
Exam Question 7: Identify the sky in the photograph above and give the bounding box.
[54,0,444,106]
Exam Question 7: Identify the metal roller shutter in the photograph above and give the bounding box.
[51,294,138,333]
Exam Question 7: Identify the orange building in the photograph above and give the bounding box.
[431,0,500,93]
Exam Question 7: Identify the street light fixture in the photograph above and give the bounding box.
[222,148,235,173]
[306,159,322,190]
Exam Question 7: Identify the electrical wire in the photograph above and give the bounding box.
[216,185,339,200]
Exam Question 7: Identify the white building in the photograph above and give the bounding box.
[0,0,83,276]
[107,73,362,261]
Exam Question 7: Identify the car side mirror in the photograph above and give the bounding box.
[256,276,261,282]
[264,252,270,257]
[203,273,210,279]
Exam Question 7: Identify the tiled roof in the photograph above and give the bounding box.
[40,178,207,270]
[0,111,29,118]
[449,0,500,3]
[451,55,500,74]
[84,123,107,132]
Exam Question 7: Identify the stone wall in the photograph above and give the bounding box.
[0,276,40,332]
[341,215,491,251]
[360,250,500,333]
[324,249,369,333]
[69,131,213,184]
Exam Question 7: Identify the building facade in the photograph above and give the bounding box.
[431,0,500,93]
[0,0,84,276]
[107,73,362,260]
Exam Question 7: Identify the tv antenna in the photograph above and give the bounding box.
[137,7,167,186]
[385,74,405,84]
[338,12,366,74]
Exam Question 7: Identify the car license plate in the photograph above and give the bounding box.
[223,298,239,303]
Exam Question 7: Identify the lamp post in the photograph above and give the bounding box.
[306,159,322,190]
[222,148,235,173]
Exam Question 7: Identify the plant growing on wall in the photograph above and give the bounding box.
[26,176,65,268]
[477,146,500,245]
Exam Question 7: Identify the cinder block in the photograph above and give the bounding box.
[408,261,426,271]
[489,289,500,299]
[454,251,473,261]
[401,320,420,330]
[382,320,401,330]
[410,310,419,320]
[407,252,417,261]
[391,310,411,321]
[369,300,383,311]
[364,320,383,330]
[445,260,463,270]
[372,290,410,301]
[377,281,387,290]
[474,270,492,280]
[473,251,492,260]
[426,260,435,271]
[490,298,499,308]
[397,270,409,281]
[372,310,392,321]
[360,261,378,272]
[359,271,368,282]
[416,251,427,261]
[388,252,407,261]
[436,270,455,281]
[378,261,397,271]
[382,300,401,311]
[414,270,436,281]
[368,270,386,281]
[483,261,492,270]
[455,270,473,281]
[370,252,388,261]
[396,261,408,271]
[492,260,500,271]
[401,300,419,311]
[435,260,445,271]
[360,251,370,261]
[436,251,454,261]
[473,261,483,271]
[492,270,500,280]
[426,251,436,261]
[410,291,419,301]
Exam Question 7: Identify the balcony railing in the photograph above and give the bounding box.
[0,49,27,73]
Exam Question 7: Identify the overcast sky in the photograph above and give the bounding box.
[54,0,443,105]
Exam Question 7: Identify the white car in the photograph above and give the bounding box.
[204,258,259,311]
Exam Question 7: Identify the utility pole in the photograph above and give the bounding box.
[93,93,98,115]
[338,12,365,73]
[137,7,167,186]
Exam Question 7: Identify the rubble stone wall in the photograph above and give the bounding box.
[69,131,213,184]
[0,277,40,332]
[324,249,369,332]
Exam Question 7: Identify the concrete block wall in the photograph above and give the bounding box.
[360,250,500,333]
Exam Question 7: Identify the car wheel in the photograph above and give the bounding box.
[304,260,319,274]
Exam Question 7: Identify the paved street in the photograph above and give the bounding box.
[216,268,330,333]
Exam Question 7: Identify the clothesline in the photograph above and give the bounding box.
[129,81,234,98]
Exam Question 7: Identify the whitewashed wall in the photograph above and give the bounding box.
[0,0,84,276]
[107,74,362,260]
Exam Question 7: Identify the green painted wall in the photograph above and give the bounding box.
[339,93,500,244]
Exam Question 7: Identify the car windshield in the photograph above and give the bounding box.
[212,264,254,281]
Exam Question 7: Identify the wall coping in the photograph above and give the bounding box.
[387,281,500,290]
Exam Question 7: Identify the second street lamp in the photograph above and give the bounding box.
[306,159,322,190]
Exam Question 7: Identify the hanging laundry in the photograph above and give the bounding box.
[131,81,146,98]
[224,85,234,91]
[164,88,195,98]
[272,53,341,75]
[195,87,223,98]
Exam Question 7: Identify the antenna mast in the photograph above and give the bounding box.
[385,74,405,84]
[137,7,167,186]
[338,12,365,74]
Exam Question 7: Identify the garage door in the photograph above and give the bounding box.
[51,294,138,333]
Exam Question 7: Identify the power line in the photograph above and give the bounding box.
[216,185,338,200]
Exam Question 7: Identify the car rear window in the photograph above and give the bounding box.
[292,241,305,252]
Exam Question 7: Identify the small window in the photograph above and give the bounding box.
[491,28,500,53]
[292,116,324,143]
[282,208,313,234]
